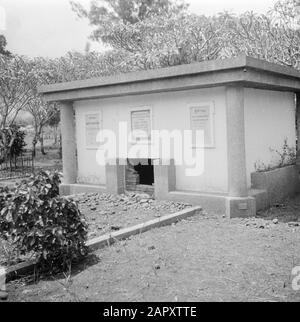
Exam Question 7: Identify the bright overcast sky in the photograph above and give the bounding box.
[0,0,277,58]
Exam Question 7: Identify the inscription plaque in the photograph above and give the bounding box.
[85,113,101,147]
[190,104,213,147]
[131,109,151,141]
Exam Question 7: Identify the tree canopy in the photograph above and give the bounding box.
[68,0,300,71]
[1,0,300,133]
[0,55,37,129]
[0,0,299,156]
[70,0,188,43]
[0,35,11,57]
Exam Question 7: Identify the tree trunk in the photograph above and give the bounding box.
[32,123,40,158]
[39,135,46,155]
[53,126,58,146]
[32,138,37,158]
[59,133,62,159]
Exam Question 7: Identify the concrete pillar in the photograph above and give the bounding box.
[225,86,255,218]
[226,86,248,197]
[296,93,300,169]
[106,159,126,195]
[60,102,77,185]
[154,159,176,199]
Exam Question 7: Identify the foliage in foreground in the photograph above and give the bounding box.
[0,171,88,272]
[0,125,26,162]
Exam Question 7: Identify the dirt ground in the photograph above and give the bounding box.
[5,195,300,302]
[77,192,192,239]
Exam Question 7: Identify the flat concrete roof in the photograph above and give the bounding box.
[39,55,300,102]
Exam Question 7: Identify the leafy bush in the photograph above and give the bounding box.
[0,186,13,234]
[272,139,296,168]
[254,139,296,172]
[0,125,26,162]
[9,125,27,158]
[0,186,10,209]
[0,171,88,272]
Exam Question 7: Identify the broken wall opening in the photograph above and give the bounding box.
[126,159,154,194]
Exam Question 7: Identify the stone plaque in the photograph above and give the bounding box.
[190,105,213,146]
[85,113,101,147]
[131,109,151,141]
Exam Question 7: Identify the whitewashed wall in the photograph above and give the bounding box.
[75,103,106,185]
[74,87,229,193]
[244,88,296,189]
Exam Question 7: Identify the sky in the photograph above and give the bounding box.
[0,0,277,58]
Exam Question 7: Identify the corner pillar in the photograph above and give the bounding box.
[60,101,77,187]
[296,93,300,169]
[225,86,255,218]
[105,159,126,195]
[154,159,176,199]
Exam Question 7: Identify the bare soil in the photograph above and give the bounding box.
[5,195,300,302]
[76,192,192,239]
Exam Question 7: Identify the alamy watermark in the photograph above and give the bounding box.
[95,122,205,177]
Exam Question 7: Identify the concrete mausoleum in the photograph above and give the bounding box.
[39,55,300,218]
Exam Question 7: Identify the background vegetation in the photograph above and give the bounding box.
[0,0,299,159]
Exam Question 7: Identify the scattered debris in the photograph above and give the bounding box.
[288,222,299,227]
[111,226,122,231]
[274,203,285,208]
[87,232,97,239]
[77,192,191,240]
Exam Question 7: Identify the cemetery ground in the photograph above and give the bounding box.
[4,194,300,302]
[0,192,191,267]
[2,135,300,302]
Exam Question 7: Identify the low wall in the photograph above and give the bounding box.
[60,183,106,196]
[251,165,300,208]
[158,190,227,214]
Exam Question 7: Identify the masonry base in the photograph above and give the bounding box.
[225,196,256,218]
[160,190,227,214]
[251,165,300,208]
[60,183,106,196]
[60,184,259,217]
[59,182,295,218]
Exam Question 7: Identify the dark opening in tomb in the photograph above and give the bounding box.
[134,159,154,186]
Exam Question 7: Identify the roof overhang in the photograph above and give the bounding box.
[39,55,300,103]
